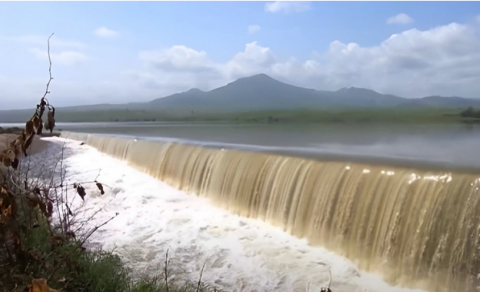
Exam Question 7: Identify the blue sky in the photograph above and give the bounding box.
[1,1,480,109]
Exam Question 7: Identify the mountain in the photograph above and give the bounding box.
[1,73,480,122]
[149,73,337,110]
[148,74,480,110]
[334,87,406,107]
[150,88,208,107]
[398,95,480,108]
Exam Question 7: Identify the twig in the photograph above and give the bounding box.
[320,268,333,292]
[0,32,118,292]
[164,247,170,292]
[79,212,119,248]
[328,268,332,289]
[196,261,207,292]
[49,180,112,191]
[93,169,101,182]
[46,262,62,282]
[41,33,55,105]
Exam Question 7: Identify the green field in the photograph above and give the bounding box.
[2,106,480,124]
[46,107,478,124]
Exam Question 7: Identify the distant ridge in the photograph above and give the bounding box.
[147,73,480,110]
[2,73,480,118]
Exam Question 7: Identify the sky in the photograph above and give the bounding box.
[1,1,480,109]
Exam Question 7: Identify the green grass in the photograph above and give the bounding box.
[0,165,218,292]
[2,202,217,292]
[1,106,478,125]
[24,107,475,124]
[224,107,467,124]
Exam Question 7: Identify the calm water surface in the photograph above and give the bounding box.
[3,121,480,170]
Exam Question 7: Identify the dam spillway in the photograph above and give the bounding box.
[60,131,480,292]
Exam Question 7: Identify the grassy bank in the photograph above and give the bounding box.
[41,107,473,124]
[0,162,220,292]
[0,35,223,292]
[0,105,220,292]
[0,106,477,125]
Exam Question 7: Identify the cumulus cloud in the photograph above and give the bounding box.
[94,27,120,38]
[139,45,216,73]
[248,25,261,34]
[265,1,311,13]
[28,48,89,66]
[3,19,480,109]
[387,13,414,25]
[225,42,277,79]
[133,41,279,91]
[132,22,480,100]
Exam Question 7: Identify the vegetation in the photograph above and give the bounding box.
[3,71,480,125]
[0,127,24,134]
[67,107,464,124]
[0,106,470,125]
[0,34,228,292]
[460,106,480,119]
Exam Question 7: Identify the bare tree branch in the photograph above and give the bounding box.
[42,33,55,105]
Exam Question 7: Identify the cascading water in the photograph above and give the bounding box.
[61,131,480,292]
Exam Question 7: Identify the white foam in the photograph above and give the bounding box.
[24,137,427,292]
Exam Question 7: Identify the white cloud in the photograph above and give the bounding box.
[28,48,89,66]
[2,34,90,66]
[3,20,480,108]
[133,22,480,100]
[226,42,277,79]
[139,45,215,73]
[387,13,414,25]
[135,45,224,91]
[265,1,311,13]
[248,25,261,34]
[94,27,120,38]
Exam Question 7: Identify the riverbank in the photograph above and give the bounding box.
[0,107,476,124]
[0,136,220,292]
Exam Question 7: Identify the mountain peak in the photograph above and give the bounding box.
[241,73,272,79]
[146,73,479,111]
[337,87,377,94]
[234,73,277,83]
[185,88,204,93]
[218,73,286,90]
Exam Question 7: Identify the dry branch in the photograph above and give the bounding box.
[1,33,332,292]
[0,33,115,292]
